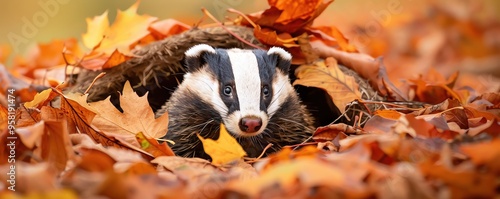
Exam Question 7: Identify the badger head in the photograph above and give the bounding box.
[180,44,294,137]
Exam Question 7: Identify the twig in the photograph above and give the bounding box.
[84,72,106,95]
[201,8,264,50]
[227,8,258,28]
[244,143,273,163]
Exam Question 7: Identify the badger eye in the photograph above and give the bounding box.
[263,86,270,97]
[223,86,232,96]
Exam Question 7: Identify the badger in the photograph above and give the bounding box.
[156,44,314,159]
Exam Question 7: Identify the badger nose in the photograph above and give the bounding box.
[239,116,262,133]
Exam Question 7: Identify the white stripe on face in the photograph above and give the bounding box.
[267,70,293,117]
[182,69,228,115]
[226,49,262,116]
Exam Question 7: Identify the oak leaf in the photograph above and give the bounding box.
[294,57,361,113]
[197,124,247,165]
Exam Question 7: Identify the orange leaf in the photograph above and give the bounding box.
[460,138,500,174]
[101,49,132,69]
[256,0,334,33]
[294,58,361,113]
[374,109,402,120]
[135,131,174,157]
[0,105,7,132]
[420,161,496,198]
[253,26,299,47]
[0,44,11,64]
[308,26,358,52]
[149,19,190,40]
[12,39,81,78]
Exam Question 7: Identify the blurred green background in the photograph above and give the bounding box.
[1,0,498,60]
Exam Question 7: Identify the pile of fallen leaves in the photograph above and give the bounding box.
[1,0,499,198]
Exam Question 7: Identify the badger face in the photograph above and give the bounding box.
[180,44,294,137]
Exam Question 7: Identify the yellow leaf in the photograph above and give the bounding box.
[197,124,247,165]
[23,88,54,109]
[94,1,157,55]
[293,58,361,113]
[82,10,109,49]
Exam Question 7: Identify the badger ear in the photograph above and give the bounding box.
[184,44,216,72]
[267,47,292,73]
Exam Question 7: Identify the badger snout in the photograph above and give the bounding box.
[239,116,262,133]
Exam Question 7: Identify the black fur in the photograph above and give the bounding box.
[157,47,314,159]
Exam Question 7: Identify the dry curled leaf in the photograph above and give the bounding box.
[294,57,361,113]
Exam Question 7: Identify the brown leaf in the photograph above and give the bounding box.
[0,163,58,193]
[224,157,349,198]
[420,160,496,198]
[77,148,116,172]
[363,114,399,134]
[309,40,398,98]
[394,114,459,140]
[151,156,218,181]
[294,58,361,112]
[90,81,169,140]
[40,119,74,172]
[313,123,356,142]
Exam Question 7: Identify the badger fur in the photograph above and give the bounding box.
[156,44,314,159]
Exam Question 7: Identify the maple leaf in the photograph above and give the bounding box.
[197,124,247,165]
[89,81,169,146]
[82,1,157,54]
[80,1,157,69]
[294,57,361,113]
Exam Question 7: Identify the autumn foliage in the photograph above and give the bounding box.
[1,0,500,198]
